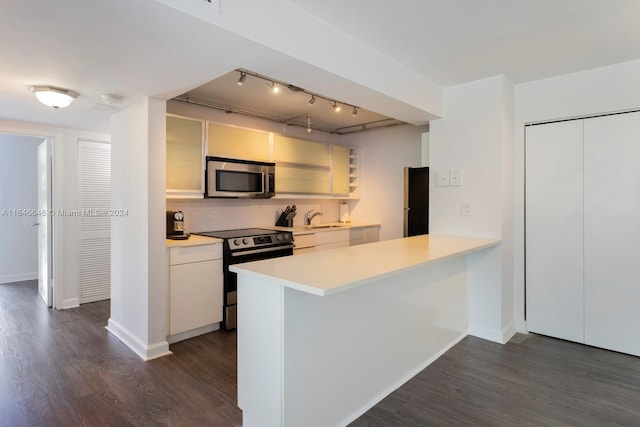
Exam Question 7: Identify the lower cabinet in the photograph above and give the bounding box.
[293,226,380,254]
[167,243,223,341]
[349,226,379,246]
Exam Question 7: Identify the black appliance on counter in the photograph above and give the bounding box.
[193,228,293,330]
[166,210,188,240]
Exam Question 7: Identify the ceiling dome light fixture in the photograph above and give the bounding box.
[237,71,247,86]
[333,101,341,113]
[31,85,78,109]
[308,95,316,105]
[352,106,358,117]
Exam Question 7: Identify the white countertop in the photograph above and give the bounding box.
[165,234,223,247]
[230,234,500,296]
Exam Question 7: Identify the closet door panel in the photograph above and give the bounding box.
[525,120,584,343]
[584,111,640,356]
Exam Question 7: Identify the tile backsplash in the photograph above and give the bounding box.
[166,198,343,232]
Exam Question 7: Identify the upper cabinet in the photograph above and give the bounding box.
[208,123,270,162]
[166,117,361,199]
[332,145,350,196]
[166,114,205,199]
[273,135,332,195]
[273,135,330,167]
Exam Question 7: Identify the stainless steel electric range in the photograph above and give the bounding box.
[193,228,293,330]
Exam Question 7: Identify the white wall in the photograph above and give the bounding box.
[345,125,426,241]
[430,76,515,343]
[513,59,640,332]
[109,98,169,360]
[0,134,41,283]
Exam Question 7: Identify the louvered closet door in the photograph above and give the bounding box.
[583,111,640,356]
[79,140,111,304]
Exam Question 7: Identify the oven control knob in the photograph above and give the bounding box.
[233,239,241,246]
[276,234,282,241]
[242,238,250,245]
[283,234,290,240]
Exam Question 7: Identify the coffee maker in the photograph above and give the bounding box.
[166,211,188,240]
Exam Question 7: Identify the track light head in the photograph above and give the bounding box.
[271,81,279,93]
[333,101,341,112]
[352,106,358,117]
[237,72,246,86]
[308,95,316,105]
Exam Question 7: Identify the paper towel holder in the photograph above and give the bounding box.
[339,202,351,223]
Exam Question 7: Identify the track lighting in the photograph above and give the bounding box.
[271,81,279,93]
[237,72,246,86]
[308,95,316,105]
[352,106,358,117]
[333,101,341,112]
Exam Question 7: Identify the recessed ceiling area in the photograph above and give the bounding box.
[173,69,405,134]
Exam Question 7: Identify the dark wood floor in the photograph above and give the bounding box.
[2,280,639,426]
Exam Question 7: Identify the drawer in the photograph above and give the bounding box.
[349,228,365,241]
[169,243,222,265]
[316,229,349,245]
[294,233,316,250]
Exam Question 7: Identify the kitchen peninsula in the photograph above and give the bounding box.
[231,234,500,427]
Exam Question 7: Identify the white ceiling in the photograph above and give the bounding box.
[1,0,639,134]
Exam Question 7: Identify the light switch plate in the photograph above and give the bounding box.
[450,170,463,186]
[461,201,473,216]
[438,170,450,186]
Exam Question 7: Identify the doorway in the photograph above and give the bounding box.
[404,166,430,237]
[0,129,57,308]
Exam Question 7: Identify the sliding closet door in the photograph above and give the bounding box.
[525,120,584,343]
[583,111,640,356]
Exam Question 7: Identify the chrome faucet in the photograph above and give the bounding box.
[305,209,323,225]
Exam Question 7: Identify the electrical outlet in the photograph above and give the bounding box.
[438,170,450,186]
[461,201,473,216]
[450,170,463,186]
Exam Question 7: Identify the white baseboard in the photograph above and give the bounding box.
[342,331,467,426]
[106,318,172,361]
[167,323,220,344]
[62,298,80,309]
[469,321,517,344]
[0,272,38,284]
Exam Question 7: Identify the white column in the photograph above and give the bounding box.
[108,97,170,360]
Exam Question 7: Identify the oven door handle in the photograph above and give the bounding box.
[230,245,294,257]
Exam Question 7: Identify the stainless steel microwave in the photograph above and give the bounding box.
[205,156,275,198]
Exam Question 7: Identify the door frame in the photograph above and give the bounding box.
[0,122,64,309]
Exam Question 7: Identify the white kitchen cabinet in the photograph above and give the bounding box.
[167,243,223,341]
[293,233,316,255]
[350,226,380,246]
[166,114,205,199]
[294,227,379,254]
[525,111,640,357]
[207,122,270,162]
[273,135,330,166]
[332,145,350,195]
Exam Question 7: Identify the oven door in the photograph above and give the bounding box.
[223,245,293,329]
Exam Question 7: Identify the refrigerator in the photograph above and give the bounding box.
[404,167,429,237]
